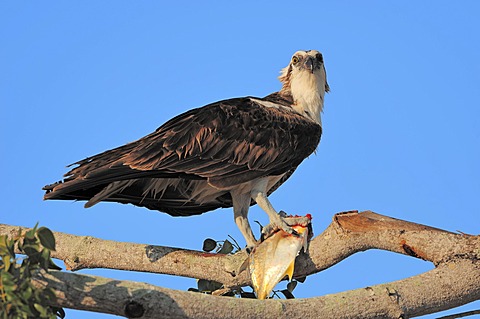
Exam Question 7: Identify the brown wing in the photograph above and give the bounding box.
[43,96,321,215]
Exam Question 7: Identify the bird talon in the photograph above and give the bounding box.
[282,224,300,237]
[261,224,277,240]
[278,210,288,218]
[290,228,300,237]
[261,217,299,241]
[43,51,326,251]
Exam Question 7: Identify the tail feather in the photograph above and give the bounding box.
[84,180,135,208]
[43,172,233,217]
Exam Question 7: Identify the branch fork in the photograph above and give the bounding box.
[1,210,478,318]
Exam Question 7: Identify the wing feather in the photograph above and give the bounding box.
[43,95,322,215]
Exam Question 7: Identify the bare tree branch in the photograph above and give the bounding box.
[31,258,480,319]
[437,310,480,319]
[1,211,477,288]
[2,210,479,318]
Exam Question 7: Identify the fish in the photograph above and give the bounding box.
[249,214,312,299]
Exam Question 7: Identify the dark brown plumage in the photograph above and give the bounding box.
[43,94,321,216]
[43,50,328,247]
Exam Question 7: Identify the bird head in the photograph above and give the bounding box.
[279,50,329,124]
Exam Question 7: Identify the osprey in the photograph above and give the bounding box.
[43,50,329,248]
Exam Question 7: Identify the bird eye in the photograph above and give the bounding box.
[292,56,299,64]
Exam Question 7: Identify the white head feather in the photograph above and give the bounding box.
[279,50,329,125]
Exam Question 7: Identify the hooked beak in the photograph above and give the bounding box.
[304,56,315,73]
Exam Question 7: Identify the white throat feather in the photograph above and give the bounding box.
[290,70,326,124]
[278,51,328,125]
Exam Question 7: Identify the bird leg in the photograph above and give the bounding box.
[251,190,297,239]
[232,193,258,249]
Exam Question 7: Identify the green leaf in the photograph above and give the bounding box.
[202,238,217,252]
[287,280,297,293]
[22,286,33,300]
[296,276,307,283]
[0,236,7,252]
[22,242,41,256]
[222,290,235,297]
[240,291,257,299]
[37,227,56,251]
[34,303,48,316]
[197,279,222,293]
[52,307,66,319]
[3,255,11,271]
[197,279,209,292]
[23,245,41,263]
[280,289,295,299]
[0,223,65,319]
[25,228,36,240]
[48,258,62,271]
[0,236,15,258]
[40,249,51,270]
[41,287,56,301]
[16,237,23,252]
[218,239,233,254]
[227,235,241,253]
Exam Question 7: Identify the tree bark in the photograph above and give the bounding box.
[31,259,480,319]
[2,210,479,318]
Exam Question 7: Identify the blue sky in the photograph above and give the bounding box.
[1,2,479,318]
